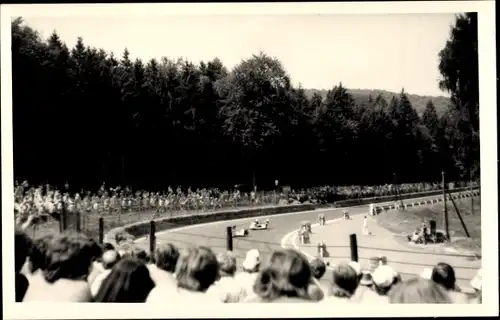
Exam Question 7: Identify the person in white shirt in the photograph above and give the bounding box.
[91,250,120,297]
[363,216,370,235]
[146,243,180,302]
[206,251,244,303]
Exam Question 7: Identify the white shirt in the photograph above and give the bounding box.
[90,269,111,297]
[206,276,245,303]
[364,218,368,227]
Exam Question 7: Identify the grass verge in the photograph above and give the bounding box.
[376,195,481,255]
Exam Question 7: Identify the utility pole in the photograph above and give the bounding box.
[441,171,450,241]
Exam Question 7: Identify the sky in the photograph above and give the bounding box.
[19,13,457,97]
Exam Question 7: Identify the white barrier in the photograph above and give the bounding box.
[374,191,480,215]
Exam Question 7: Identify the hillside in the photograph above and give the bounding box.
[304,88,451,115]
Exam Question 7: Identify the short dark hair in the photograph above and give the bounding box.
[155,243,179,273]
[43,232,94,283]
[88,238,103,262]
[132,247,149,263]
[102,242,115,251]
[94,257,155,303]
[330,263,358,298]
[432,263,456,290]
[28,234,53,273]
[310,258,326,280]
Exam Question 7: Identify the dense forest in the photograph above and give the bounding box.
[10,13,479,191]
[303,88,451,116]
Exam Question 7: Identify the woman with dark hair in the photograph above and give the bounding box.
[388,277,452,304]
[23,232,94,302]
[431,263,468,303]
[246,249,319,303]
[94,257,155,303]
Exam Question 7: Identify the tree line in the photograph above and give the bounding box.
[10,13,479,191]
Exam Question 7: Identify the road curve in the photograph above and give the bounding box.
[135,193,476,276]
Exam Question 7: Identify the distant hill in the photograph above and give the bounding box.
[304,88,451,115]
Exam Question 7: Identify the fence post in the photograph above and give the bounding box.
[349,233,358,262]
[226,226,233,251]
[149,220,156,256]
[76,211,81,232]
[98,216,104,244]
[441,171,450,240]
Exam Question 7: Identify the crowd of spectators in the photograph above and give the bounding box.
[14,180,477,229]
[15,229,482,304]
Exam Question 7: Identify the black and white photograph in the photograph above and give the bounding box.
[1,1,497,318]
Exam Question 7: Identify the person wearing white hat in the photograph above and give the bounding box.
[368,265,398,303]
[242,249,260,272]
[231,249,261,302]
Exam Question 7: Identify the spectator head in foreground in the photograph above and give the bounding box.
[94,257,155,303]
[242,249,260,273]
[175,246,219,292]
[133,247,149,263]
[102,250,120,270]
[102,242,115,252]
[155,243,180,274]
[310,258,326,280]
[43,232,94,283]
[253,249,314,302]
[217,251,237,277]
[28,234,54,273]
[388,278,452,304]
[359,270,373,287]
[431,262,457,291]
[372,265,398,295]
[330,263,359,298]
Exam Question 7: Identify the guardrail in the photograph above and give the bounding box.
[332,186,475,208]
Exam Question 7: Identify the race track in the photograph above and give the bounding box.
[135,192,480,287]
